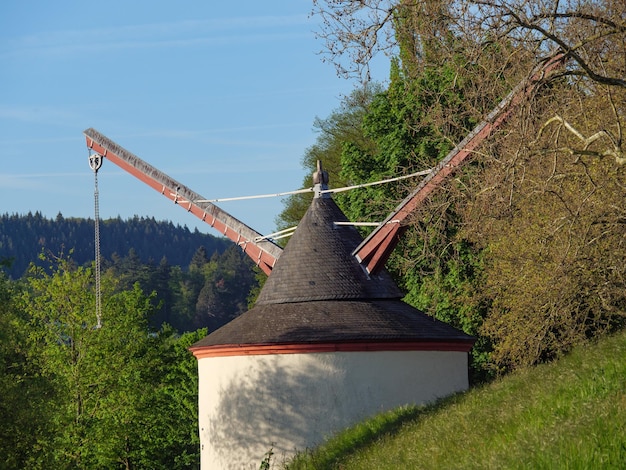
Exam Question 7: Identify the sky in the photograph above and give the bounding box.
[0,1,389,237]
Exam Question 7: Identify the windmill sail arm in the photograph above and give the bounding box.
[83,128,282,274]
[353,51,567,274]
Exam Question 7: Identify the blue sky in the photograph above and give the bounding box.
[0,1,388,237]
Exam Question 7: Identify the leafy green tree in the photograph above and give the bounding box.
[310,0,626,376]
[277,85,382,230]
[152,256,174,326]
[152,328,206,469]
[15,256,200,468]
[0,264,54,468]
[332,33,499,379]
[335,57,465,222]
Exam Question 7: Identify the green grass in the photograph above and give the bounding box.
[284,330,626,469]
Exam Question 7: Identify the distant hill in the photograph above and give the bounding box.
[0,212,231,279]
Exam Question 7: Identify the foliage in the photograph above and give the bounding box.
[0,191,264,374]
[285,329,626,469]
[277,85,382,231]
[0,256,202,469]
[246,266,268,309]
[465,82,626,370]
[0,267,53,468]
[193,246,257,331]
[277,48,498,378]
[259,448,274,470]
[331,25,504,379]
[152,328,206,469]
[312,0,626,90]
[335,54,471,221]
[304,0,626,375]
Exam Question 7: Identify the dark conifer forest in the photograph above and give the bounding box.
[0,212,230,278]
[0,212,258,333]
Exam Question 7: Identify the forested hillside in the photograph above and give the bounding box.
[0,212,230,279]
[0,212,258,333]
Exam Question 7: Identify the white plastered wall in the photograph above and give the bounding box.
[197,349,468,470]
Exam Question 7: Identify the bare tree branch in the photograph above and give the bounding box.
[534,115,625,164]
[312,1,626,87]
[312,0,398,81]
[469,0,626,87]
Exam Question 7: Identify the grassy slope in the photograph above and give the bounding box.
[285,330,626,469]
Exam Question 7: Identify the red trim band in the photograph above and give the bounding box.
[190,340,474,359]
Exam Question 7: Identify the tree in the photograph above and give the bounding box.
[313,0,626,89]
[335,53,495,380]
[15,256,200,468]
[460,0,626,88]
[279,3,503,379]
[194,246,256,331]
[0,265,54,468]
[152,256,174,326]
[277,85,382,230]
[313,0,399,81]
[311,0,626,374]
[463,76,626,370]
[152,328,206,469]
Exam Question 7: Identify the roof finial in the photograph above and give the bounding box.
[313,160,329,198]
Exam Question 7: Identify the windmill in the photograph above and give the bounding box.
[84,52,565,469]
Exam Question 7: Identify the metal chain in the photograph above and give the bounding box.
[89,154,103,328]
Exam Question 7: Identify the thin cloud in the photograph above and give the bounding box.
[0,105,80,125]
[131,122,305,139]
[0,172,86,179]
[1,15,312,59]
[0,172,86,192]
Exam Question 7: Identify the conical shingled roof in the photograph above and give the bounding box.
[255,197,403,304]
[192,193,474,350]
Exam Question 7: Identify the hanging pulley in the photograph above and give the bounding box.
[89,153,103,172]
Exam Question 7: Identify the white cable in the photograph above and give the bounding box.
[333,221,381,227]
[192,168,433,204]
[333,219,401,227]
[259,231,295,242]
[195,187,313,204]
[254,226,298,242]
[322,168,433,195]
